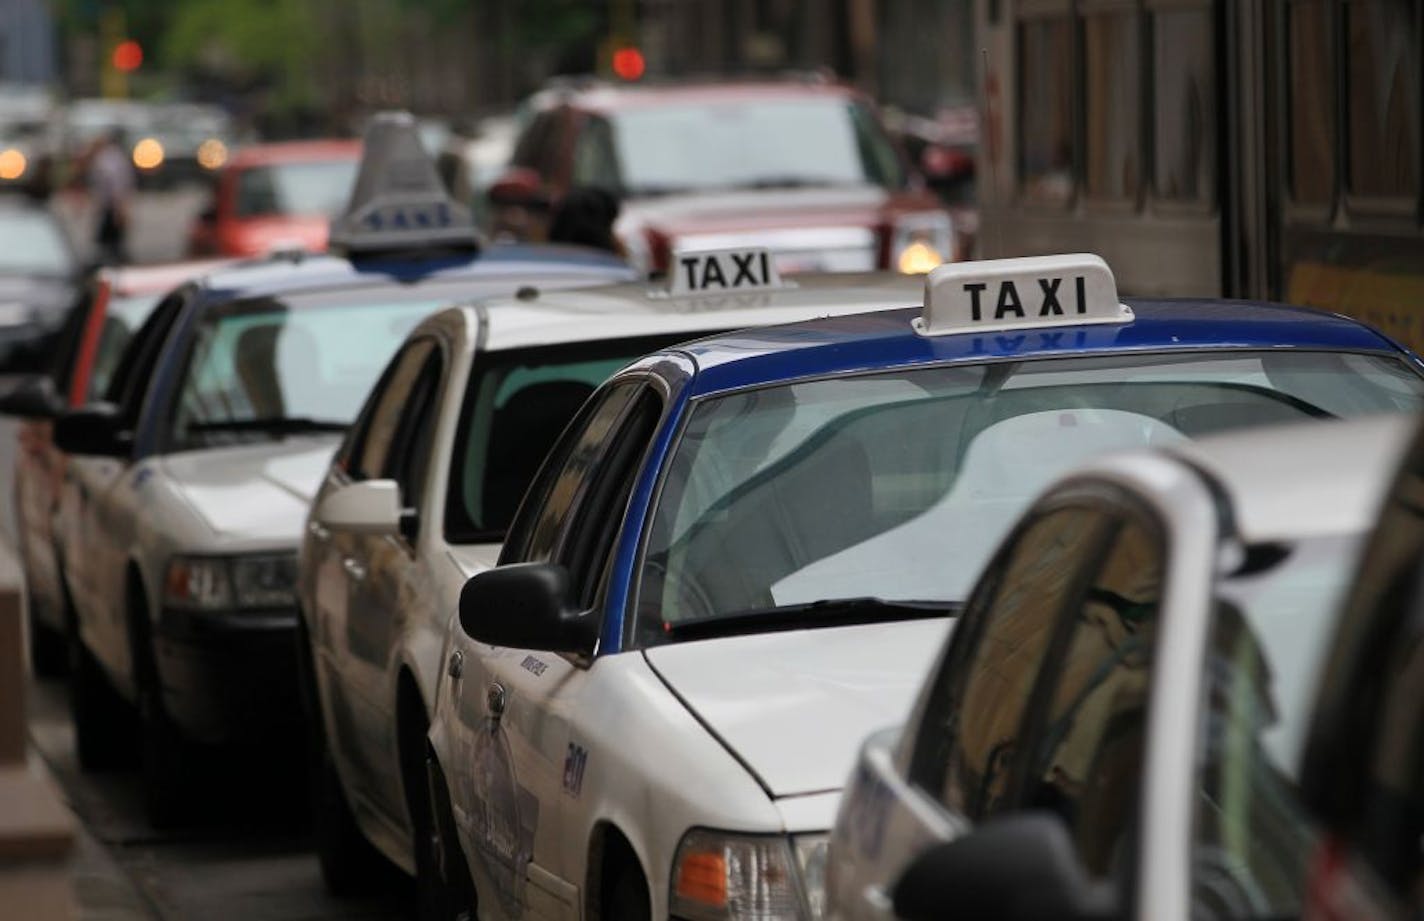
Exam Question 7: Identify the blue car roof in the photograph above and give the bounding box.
[671,298,1414,397]
[193,242,633,302]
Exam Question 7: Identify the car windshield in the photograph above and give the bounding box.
[446,333,717,542]
[169,288,451,450]
[635,350,1424,644]
[610,97,905,195]
[1191,533,1364,920]
[0,210,71,275]
[234,159,359,218]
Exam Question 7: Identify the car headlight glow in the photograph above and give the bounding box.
[197,138,228,170]
[0,148,26,180]
[132,137,165,171]
[164,553,298,612]
[671,829,827,920]
[891,212,954,274]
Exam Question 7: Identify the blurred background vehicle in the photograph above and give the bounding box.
[186,139,362,257]
[0,83,59,200]
[485,77,957,275]
[0,197,82,372]
[136,101,239,188]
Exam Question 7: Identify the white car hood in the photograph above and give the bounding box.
[161,437,340,542]
[643,619,952,798]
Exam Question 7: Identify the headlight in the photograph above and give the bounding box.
[890,212,954,274]
[132,137,164,171]
[164,553,298,611]
[0,148,26,180]
[671,829,827,920]
[197,138,228,170]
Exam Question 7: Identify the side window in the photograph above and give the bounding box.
[1016,514,1164,880]
[502,380,640,565]
[511,110,565,181]
[571,115,621,191]
[908,505,1115,820]
[346,339,437,482]
[103,290,185,417]
[387,349,445,520]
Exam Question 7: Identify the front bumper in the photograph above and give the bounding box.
[155,607,301,746]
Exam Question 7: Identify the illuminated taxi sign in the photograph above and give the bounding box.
[328,110,479,257]
[668,247,789,297]
[915,254,1132,336]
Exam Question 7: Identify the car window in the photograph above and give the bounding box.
[233,159,358,218]
[386,346,445,528]
[347,339,438,482]
[511,111,563,179]
[571,115,621,191]
[906,504,1116,820]
[501,380,640,565]
[1015,513,1164,880]
[102,289,186,417]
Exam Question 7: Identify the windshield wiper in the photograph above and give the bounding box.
[187,416,348,436]
[664,596,958,641]
[739,175,851,190]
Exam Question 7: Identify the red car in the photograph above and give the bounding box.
[1,259,226,674]
[187,140,361,257]
[488,78,957,275]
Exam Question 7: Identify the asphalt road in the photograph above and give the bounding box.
[50,185,211,267]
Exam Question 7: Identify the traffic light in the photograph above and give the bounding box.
[112,40,142,73]
[612,46,645,81]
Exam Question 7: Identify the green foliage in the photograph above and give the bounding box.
[160,0,319,109]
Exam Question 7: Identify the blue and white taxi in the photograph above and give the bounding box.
[426,254,1424,920]
[828,415,1413,921]
[296,253,924,895]
[51,112,631,827]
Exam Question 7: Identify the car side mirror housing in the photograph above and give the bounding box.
[52,403,131,458]
[892,813,1118,921]
[458,562,597,657]
[0,375,62,419]
[315,479,403,536]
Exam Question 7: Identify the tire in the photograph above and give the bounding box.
[140,684,191,829]
[313,733,384,895]
[69,634,131,771]
[421,754,476,921]
[605,852,651,921]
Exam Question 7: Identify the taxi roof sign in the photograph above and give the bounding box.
[665,247,791,297]
[915,253,1132,337]
[328,110,480,257]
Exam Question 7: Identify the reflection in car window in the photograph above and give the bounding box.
[234,160,359,218]
[635,351,1424,643]
[1193,535,1364,920]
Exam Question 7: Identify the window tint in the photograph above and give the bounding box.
[1018,16,1076,205]
[1019,516,1163,880]
[1346,0,1420,198]
[1084,10,1141,201]
[909,505,1113,820]
[1288,0,1335,205]
[349,340,437,482]
[503,380,640,565]
[1153,7,1215,202]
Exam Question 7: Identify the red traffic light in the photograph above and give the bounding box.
[112,40,143,73]
[612,46,645,81]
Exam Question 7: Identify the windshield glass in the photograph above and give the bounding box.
[1191,534,1363,919]
[234,159,358,218]
[0,210,71,275]
[446,334,715,542]
[635,350,1424,644]
[610,98,904,195]
[169,289,448,450]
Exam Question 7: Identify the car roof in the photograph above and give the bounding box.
[188,243,633,302]
[100,258,235,297]
[1166,414,1413,543]
[554,78,861,114]
[227,139,363,169]
[665,298,1409,396]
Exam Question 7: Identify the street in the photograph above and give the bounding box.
[49,185,210,267]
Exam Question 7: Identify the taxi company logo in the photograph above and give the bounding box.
[963,275,1089,322]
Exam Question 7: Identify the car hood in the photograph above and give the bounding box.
[642,619,953,798]
[0,272,77,322]
[160,436,341,542]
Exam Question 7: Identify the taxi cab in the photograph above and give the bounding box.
[828,415,1413,921]
[425,255,1424,920]
[297,254,924,897]
[1297,418,1424,921]
[51,112,632,828]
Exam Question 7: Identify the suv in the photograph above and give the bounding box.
[487,77,956,276]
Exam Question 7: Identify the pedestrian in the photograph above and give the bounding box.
[546,185,625,257]
[88,128,134,265]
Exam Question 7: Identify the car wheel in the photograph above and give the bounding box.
[605,853,651,921]
[69,635,130,771]
[140,685,191,829]
[313,733,383,895]
[421,752,476,921]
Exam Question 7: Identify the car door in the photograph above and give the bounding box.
[66,289,186,684]
[318,336,444,815]
[445,378,662,918]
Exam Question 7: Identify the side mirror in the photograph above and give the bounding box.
[53,403,132,457]
[458,563,597,657]
[892,813,1117,921]
[315,479,403,536]
[487,167,548,208]
[0,375,62,419]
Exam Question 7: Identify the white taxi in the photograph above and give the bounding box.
[296,252,924,896]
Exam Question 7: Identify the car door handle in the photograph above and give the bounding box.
[342,558,366,581]
[447,650,464,679]
[308,520,331,542]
